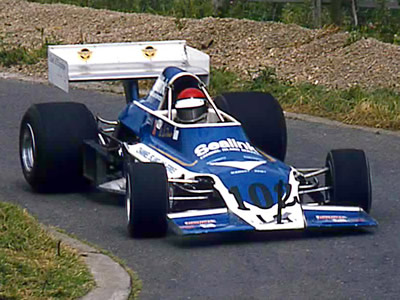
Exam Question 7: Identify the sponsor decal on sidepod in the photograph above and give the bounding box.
[316,215,348,222]
[181,219,217,229]
[194,138,260,159]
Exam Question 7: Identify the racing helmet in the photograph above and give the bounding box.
[175,88,208,123]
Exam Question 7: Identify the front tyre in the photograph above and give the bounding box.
[125,162,168,238]
[326,149,372,212]
[19,102,98,192]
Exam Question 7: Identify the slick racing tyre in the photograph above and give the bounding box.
[19,102,98,192]
[325,149,372,212]
[214,92,287,161]
[125,162,168,238]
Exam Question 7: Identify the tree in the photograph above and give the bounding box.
[212,0,229,16]
[330,0,343,25]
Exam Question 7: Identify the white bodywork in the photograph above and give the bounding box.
[48,40,209,92]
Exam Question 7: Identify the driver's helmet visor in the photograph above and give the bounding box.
[175,98,207,123]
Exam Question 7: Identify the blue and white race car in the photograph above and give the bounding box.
[19,41,377,237]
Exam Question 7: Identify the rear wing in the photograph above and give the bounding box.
[48,40,209,92]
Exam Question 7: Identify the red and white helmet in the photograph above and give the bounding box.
[175,88,208,123]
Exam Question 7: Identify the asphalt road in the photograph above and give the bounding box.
[1,79,399,300]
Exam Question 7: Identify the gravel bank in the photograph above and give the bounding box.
[1,0,400,90]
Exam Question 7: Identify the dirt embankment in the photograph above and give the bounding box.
[1,0,400,90]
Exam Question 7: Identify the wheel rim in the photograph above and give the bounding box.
[126,174,131,224]
[21,123,36,174]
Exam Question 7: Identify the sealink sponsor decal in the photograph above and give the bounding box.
[194,138,260,159]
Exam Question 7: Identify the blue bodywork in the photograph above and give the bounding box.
[119,67,377,235]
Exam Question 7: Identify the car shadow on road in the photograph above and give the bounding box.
[16,180,125,207]
[81,190,125,207]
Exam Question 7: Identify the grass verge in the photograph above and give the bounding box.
[54,228,143,300]
[0,201,94,299]
[0,44,48,68]
[210,68,400,131]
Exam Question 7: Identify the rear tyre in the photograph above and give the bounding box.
[325,149,372,212]
[214,92,287,161]
[19,102,98,192]
[125,162,168,238]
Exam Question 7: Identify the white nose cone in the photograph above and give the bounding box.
[209,160,266,171]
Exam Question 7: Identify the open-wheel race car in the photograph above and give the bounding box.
[19,41,377,238]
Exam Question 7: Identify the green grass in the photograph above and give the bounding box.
[209,68,400,130]
[0,202,94,299]
[55,229,143,300]
[0,47,38,67]
[0,43,49,67]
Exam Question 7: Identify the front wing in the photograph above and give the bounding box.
[167,205,377,235]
